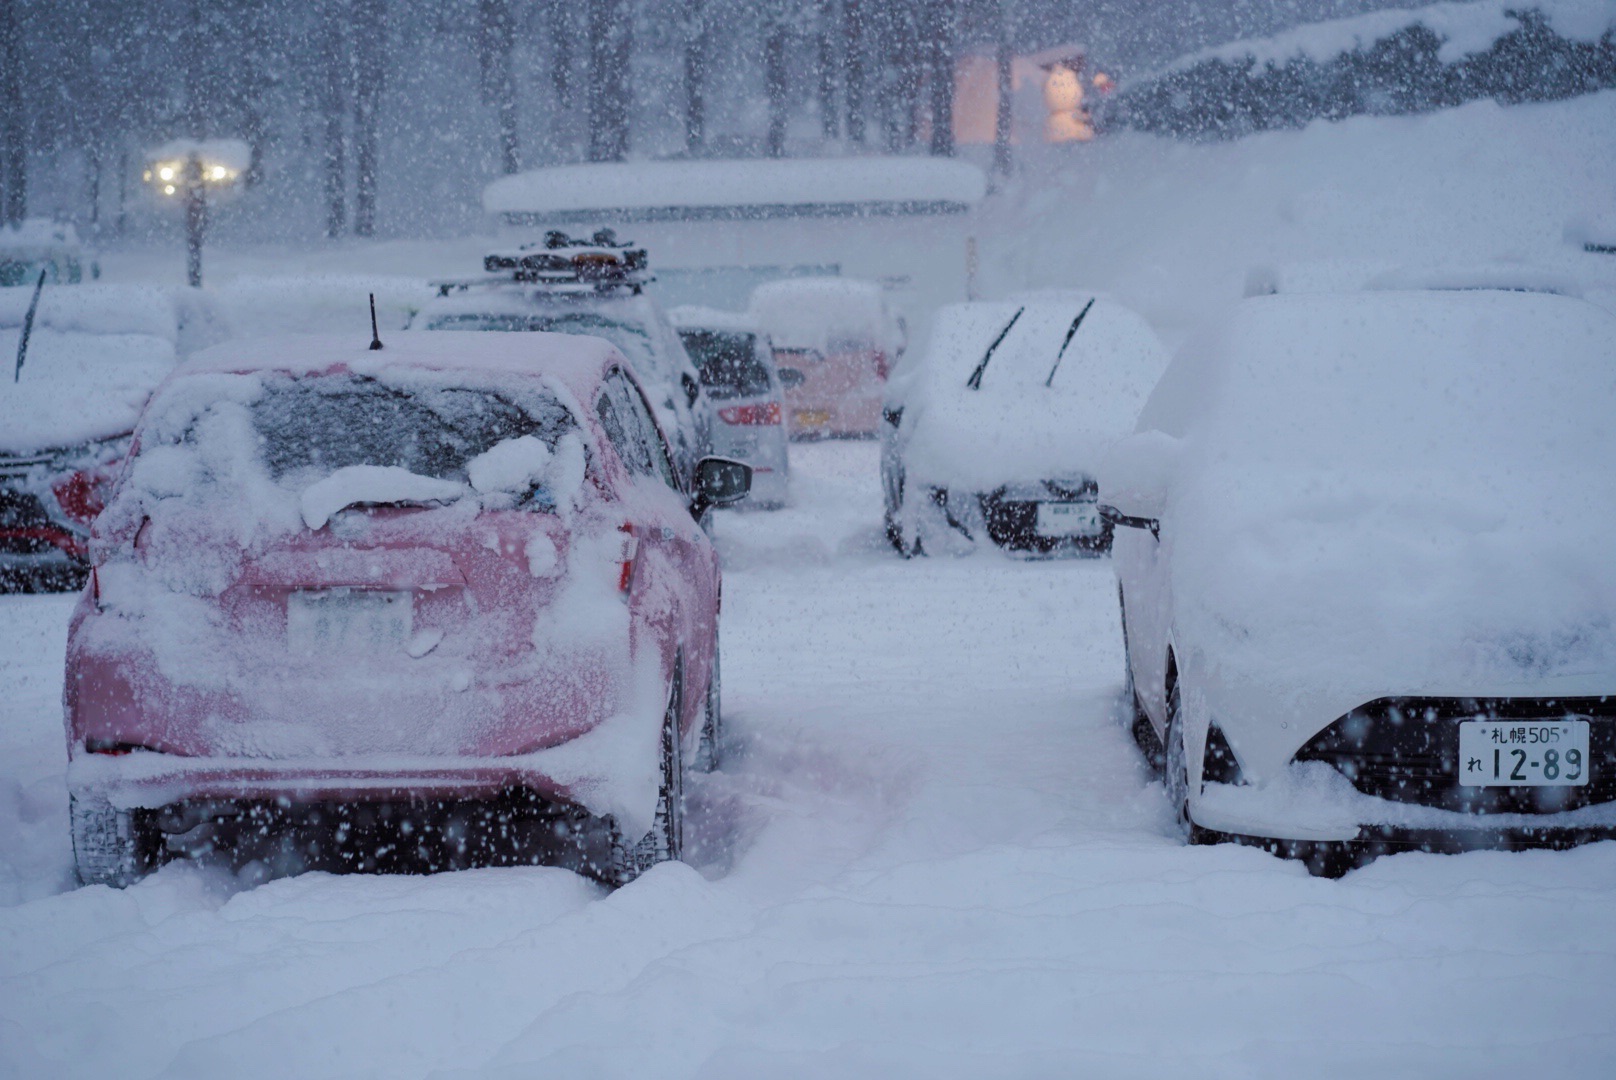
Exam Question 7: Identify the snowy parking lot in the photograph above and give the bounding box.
[3,441,1614,1079]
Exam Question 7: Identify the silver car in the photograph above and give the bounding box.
[670,307,795,509]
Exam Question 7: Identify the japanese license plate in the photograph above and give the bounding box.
[793,409,832,428]
[1035,501,1101,537]
[1458,719,1590,787]
[287,589,412,656]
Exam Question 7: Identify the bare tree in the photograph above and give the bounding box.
[765,15,789,157]
[587,0,630,162]
[319,0,348,237]
[354,0,386,234]
[927,0,955,156]
[817,0,838,141]
[0,0,21,224]
[844,0,866,145]
[478,0,519,174]
[682,0,706,154]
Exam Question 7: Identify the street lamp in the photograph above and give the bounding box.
[143,138,248,287]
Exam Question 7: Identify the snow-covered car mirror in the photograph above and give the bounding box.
[689,456,752,517]
[1098,430,1182,528]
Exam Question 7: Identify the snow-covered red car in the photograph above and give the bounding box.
[65,332,749,888]
[1103,287,1616,874]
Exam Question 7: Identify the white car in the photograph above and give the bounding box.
[1103,286,1616,874]
[669,306,795,509]
[884,297,1166,556]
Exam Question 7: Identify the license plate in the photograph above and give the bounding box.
[793,410,832,427]
[1458,719,1590,787]
[1035,501,1101,537]
[287,589,412,656]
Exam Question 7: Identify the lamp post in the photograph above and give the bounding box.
[143,138,246,288]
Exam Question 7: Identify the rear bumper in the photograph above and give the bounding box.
[1195,820,1616,877]
[68,750,591,812]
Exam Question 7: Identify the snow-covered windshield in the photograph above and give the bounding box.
[251,375,576,485]
[680,329,771,398]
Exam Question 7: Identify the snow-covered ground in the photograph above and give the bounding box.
[3,441,1614,1079]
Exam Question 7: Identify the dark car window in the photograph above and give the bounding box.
[250,376,576,483]
[601,370,678,490]
[679,329,772,399]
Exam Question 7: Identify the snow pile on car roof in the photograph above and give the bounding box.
[1163,290,1616,701]
[748,277,895,352]
[667,305,760,334]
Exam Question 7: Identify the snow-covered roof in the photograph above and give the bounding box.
[172,331,622,400]
[484,157,988,222]
[1151,0,1615,79]
[0,329,177,455]
[667,305,760,334]
[0,285,225,454]
[748,277,897,350]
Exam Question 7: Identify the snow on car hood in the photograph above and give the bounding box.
[901,299,1165,490]
[0,328,177,455]
[1165,292,1616,747]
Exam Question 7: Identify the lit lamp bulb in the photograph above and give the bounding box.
[210,165,229,181]
[158,165,175,181]
[1043,64,1094,142]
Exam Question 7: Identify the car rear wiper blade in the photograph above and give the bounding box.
[965,307,1024,390]
[1045,298,1096,388]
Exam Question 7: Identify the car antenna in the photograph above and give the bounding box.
[12,269,46,383]
[368,293,384,350]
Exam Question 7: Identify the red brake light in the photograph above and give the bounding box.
[873,351,890,381]
[718,402,782,426]
[616,523,638,596]
[53,470,108,525]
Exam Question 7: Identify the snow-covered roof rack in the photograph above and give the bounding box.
[430,228,654,297]
[483,157,988,224]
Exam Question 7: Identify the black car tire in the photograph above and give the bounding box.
[608,663,686,885]
[695,643,723,773]
[71,794,148,888]
[1163,671,1193,842]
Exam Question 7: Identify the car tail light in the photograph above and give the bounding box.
[873,351,890,381]
[53,470,108,526]
[718,402,782,426]
[615,523,638,597]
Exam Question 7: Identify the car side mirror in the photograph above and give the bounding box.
[689,456,752,517]
[681,371,701,408]
[777,367,806,390]
[1098,430,1182,537]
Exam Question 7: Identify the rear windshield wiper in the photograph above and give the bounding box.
[1044,298,1096,387]
[965,308,1024,390]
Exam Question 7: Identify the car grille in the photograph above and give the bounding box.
[1294,696,1616,814]
[978,478,1106,553]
